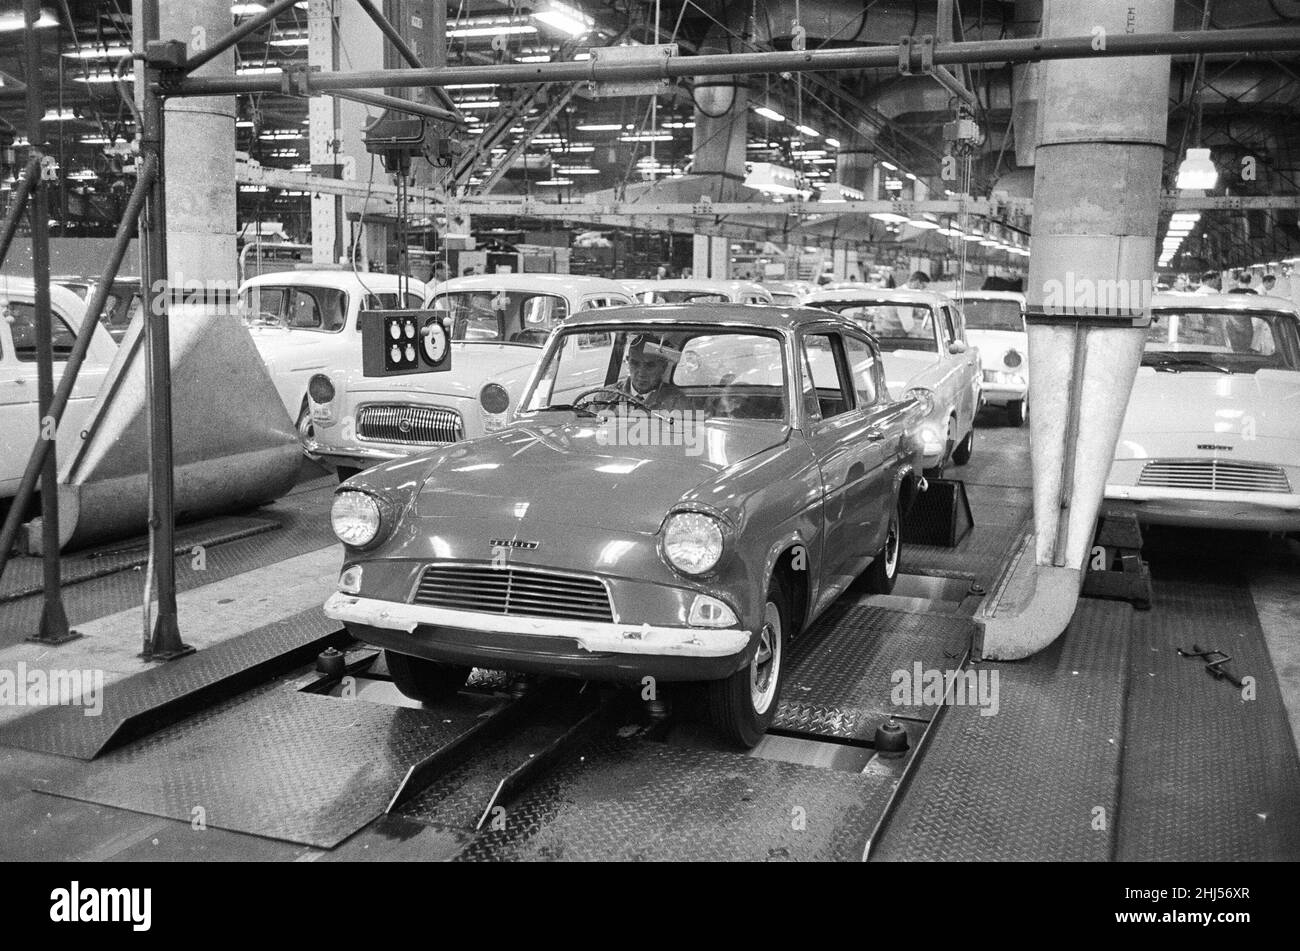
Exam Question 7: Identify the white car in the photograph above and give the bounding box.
[803,286,982,471]
[763,281,816,306]
[1104,292,1300,530]
[302,273,635,479]
[238,269,429,420]
[954,290,1028,426]
[623,279,774,305]
[0,278,116,499]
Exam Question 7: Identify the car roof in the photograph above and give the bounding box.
[240,269,422,292]
[432,274,633,296]
[1151,290,1300,314]
[625,278,771,295]
[559,302,858,331]
[803,286,954,306]
[0,275,94,319]
[951,290,1026,302]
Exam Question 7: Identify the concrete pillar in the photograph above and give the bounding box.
[691,32,747,202]
[141,0,236,285]
[1011,0,1043,168]
[336,0,388,269]
[835,142,874,193]
[979,0,1175,660]
[693,236,729,279]
[309,0,341,263]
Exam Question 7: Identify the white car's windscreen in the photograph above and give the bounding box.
[812,301,937,352]
[960,298,1024,331]
[241,285,349,332]
[637,290,729,304]
[4,300,77,359]
[524,326,788,421]
[1143,309,1300,372]
[433,291,567,345]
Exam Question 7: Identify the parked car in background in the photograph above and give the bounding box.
[0,277,117,499]
[763,280,815,306]
[54,276,145,343]
[623,278,774,305]
[324,304,925,747]
[237,269,428,420]
[301,273,634,480]
[804,286,982,472]
[1104,293,1300,530]
[955,290,1028,426]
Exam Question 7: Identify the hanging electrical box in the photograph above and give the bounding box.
[359,310,453,377]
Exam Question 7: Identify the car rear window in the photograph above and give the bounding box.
[960,298,1024,331]
[812,300,938,352]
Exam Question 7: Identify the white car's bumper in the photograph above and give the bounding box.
[1103,483,1300,531]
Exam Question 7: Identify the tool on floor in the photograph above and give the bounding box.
[1176,644,1245,688]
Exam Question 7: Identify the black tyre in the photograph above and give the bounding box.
[1007,398,1027,427]
[952,424,974,465]
[864,496,901,594]
[385,650,469,704]
[706,579,787,749]
[336,465,361,483]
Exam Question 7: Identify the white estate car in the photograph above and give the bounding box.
[623,278,774,305]
[1104,292,1300,530]
[804,286,982,471]
[238,269,429,419]
[954,290,1028,426]
[301,273,635,479]
[0,277,117,499]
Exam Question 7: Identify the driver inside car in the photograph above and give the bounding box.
[611,334,688,411]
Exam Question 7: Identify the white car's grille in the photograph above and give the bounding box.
[1137,459,1291,494]
[357,404,463,445]
[412,564,614,622]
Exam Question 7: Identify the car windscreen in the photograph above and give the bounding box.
[810,300,937,352]
[432,291,566,345]
[523,325,788,422]
[1143,309,1300,372]
[959,298,1023,331]
[638,290,729,304]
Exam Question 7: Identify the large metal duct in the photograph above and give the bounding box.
[978,0,1175,659]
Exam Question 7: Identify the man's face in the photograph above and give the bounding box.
[628,352,668,392]
[1264,278,1276,292]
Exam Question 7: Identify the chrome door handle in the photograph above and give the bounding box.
[865,428,885,442]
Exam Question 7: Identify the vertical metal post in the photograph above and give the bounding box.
[138,0,191,660]
[23,0,76,645]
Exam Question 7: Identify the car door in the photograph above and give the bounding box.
[944,303,981,429]
[841,330,903,553]
[799,328,883,589]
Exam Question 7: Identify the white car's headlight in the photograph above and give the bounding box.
[906,387,936,416]
[662,511,725,575]
[331,491,383,547]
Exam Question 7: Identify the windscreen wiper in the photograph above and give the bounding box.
[521,404,600,418]
[1143,356,1232,374]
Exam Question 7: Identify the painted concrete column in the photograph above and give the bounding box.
[979,0,1175,660]
[691,36,747,280]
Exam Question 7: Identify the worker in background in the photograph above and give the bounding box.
[1227,269,1257,294]
[1193,270,1222,294]
[432,260,449,285]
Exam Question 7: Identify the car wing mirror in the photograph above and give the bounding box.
[948,340,968,355]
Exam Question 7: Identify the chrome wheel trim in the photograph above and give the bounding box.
[884,508,900,577]
[750,601,782,715]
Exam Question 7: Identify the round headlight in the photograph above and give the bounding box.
[331,491,382,547]
[309,373,336,404]
[663,511,725,575]
[1004,348,1023,369]
[479,382,511,415]
[906,387,936,416]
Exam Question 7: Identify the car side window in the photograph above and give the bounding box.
[946,305,965,343]
[5,301,77,361]
[938,307,956,346]
[802,331,854,419]
[842,334,880,405]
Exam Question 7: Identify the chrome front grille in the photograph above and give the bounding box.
[412,564,615,623]
[1137,459,1291,494]
[357,404,463,445]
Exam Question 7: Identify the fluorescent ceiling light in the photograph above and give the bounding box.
[1176,147,1217,190]
[869,212,909,224]
[905,172,918,181]
[553,167,600,175]
[42,108,77,121]
[795,124,820,138]
[907,216,940,230]
[550,144,594,152]
[458,100,502,109]
[237,65,283,75]
[231,3,266,15]
[880,161,897,171]
[517,54,552,63]
[577,123,625,132]
[63,44,131,59]
[620,132,671,142]
[449,24,536,38]
[961,232,984,242]
[533,2,594,37]
[824,137,841,148]
[537,178,575,185]
[0,9,56,30]
[753,106,785,122]
[270,35,310,47]
[74,72,133,84]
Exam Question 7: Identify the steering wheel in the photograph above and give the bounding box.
[572,386,655,414]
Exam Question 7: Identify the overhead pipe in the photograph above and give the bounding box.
[179,0,300,75]
[161,26,1300,98]
[0,155,156,587]
[351,0,463,121]
[978,0,1176,660]
[330,88,463,124]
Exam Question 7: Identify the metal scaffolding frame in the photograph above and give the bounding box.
[7,11,1300,649]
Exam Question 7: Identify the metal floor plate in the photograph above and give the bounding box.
[870,597,1132,861]
[0,607,344,759]
[42,688,500,849]
[1118,567,1300,861]
[776,602,975,740]
[450,736,895,861]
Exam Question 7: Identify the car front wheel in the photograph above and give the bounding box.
[952,424,974,465]
[385,650,470,704]
[1007,398,1027,427]
[706,580,786,748]
[864,497,901,593]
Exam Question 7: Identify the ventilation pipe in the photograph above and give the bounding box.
[977,0,1176,660]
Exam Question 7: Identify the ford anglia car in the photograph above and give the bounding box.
[956,290,1028,426]
[803,286,982,471]
[323,304,926,747]
[1104,292,1300,530]
[623,278,774,305]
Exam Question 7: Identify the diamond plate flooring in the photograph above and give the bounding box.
[42,687,503,849]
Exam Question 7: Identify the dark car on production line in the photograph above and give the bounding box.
[323,304,928,747]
